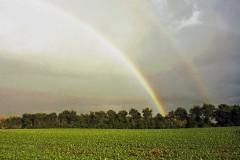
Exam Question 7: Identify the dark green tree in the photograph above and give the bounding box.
[202,104,215,126]
[173,107,188,128]
[46,113,58,127]
[231,105,240,126]
[5,115,22,129]
[142,108,153,129]
[215,104,232,126]
[95,111,107,128]
[58,110,78,127]
[22,114,35,128]
[153,113,164,129]
[34,113,47,127]
[77,114,88,128]
[117,110,128,128]
[2,103,240,129]
[87,112,96,128]
[107,110,117,128]
[167,110,175,118]
[186,114,198,128]
[129,108,141,129]
[174,107,187,121]
[188,105,203,127]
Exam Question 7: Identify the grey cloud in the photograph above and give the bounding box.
[128,27,178,74]
[149,62,206,111]
[194,32,240,67]
[214,0,240,33]
[166,0,194,20]
[193,32,240,105]
[0,52,129,79]
[0,88,148,116]
[0,53,50,76]
[0,53,148,101]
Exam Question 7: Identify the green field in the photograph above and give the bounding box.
[0,127,239,159]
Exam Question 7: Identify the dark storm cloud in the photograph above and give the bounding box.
[149,0,240,109]
[193,32,240,105]
[147,31,240,110]
[149,30,240,108]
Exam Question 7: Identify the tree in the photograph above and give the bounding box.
[0,116,6,129]
[95,111,107,128]
[22,114,35,128]
[107,110,117,128]
[172,107,188,128]
[129,108,141,129]
[189,105,203,127]
[46,113,58,127]
[58,110,78,127]
[202,104,215,126]
[5,115,22,129]
[129,108,141,120]
[117,110,128,128]
[186,114,198,128]
[87,112,96,128]
[174,107,187,121]
[34,113,47,127]
[215,104,232,126]
[1,104,239,129]
[72,114,87,128]
[142,108,153,129]
[231,105,240,126]
[167,110,175,119]
[164,118,187,128]
[153,113,164,129]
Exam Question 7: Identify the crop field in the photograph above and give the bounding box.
[0,127,239,159]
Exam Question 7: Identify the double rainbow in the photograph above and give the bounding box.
[30,0,211,116]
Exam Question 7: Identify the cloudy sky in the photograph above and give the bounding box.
[0,0,239,116]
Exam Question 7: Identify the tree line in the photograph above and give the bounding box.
[0,104,239,129]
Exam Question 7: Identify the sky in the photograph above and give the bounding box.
[0,0,240,116]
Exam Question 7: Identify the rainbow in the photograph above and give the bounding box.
[29,0,212,115]
[32,0,168,115]
[181,62,211,103]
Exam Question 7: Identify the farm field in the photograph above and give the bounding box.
[0,127,239,159]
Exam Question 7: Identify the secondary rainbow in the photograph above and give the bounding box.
[147,5,212,104]
[32,0,168,115]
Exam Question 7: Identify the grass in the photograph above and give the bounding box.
[0,127,239,159]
